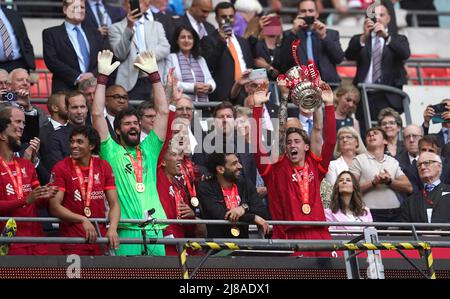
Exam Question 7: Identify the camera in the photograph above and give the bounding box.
[2,91,17,103]
[302,16,315,25]
[431,103,450,124]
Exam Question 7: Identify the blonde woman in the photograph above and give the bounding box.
[326,126,366,185]
[334,84,361,135]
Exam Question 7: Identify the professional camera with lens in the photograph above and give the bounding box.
[302,16,315,25]
[2,91,17,103]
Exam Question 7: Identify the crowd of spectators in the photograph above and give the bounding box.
[0,0,449,257]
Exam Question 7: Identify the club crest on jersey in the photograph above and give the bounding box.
[94,173,100,183]
[169,185,175,197]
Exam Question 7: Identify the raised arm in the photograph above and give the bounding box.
[134,51,169,141]
[317,82,336,180]
[92,50,121,142]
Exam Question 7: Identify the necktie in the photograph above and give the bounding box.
[228,38,241,81]
[74,26,90,71]
[197,22,206,39]
[135,21,145,53]
[412,158,417,168]
[306,118,313,135]
[372,36,382,83]
[425,184,435,193]
[0,18,13,60]
[96,1,105,26]
[306,30,314,62]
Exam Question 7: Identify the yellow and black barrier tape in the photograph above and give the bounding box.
[184,241,433,252]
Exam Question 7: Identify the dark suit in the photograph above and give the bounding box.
[83,1,125,29]
[201,31,254,102]
[46,124,74,173]
[197,178,269,238]
[272,29,344,84]
[345,33,410,123]
[153,11,175,45]
[42,23,104,93]
[38,122,57,184]
[401,183,450,225]
[0,7,35,71]
[176,14,215,39]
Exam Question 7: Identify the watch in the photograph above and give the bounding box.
[241,203,249,213]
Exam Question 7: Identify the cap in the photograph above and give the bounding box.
[262,16,282,36]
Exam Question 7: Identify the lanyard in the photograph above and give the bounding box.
[72,157,94,209]
[0,157,23,200]
[122,145,143,184]
[180,163,196,198]
[293,162,311,214]
[221,184,240,210]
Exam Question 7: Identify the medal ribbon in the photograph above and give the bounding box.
[221,184,240,210]
[293,162,310,207]
[174,188,183,218]
[123,145,143,184]
[180,163,196,198]
[72,158,94,210]
[0,158,23,200]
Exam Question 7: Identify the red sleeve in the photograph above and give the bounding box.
[101,159,116,189]
[318,105,337,181]
[0,188,27,215]
[252,106,273,177]
[157,110,176,166]
[49,161,68,192]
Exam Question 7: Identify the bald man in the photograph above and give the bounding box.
[176,0,215,40]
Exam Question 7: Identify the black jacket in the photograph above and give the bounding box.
[197,178,269,238]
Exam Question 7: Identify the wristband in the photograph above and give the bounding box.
[169,104,176,112]
[148,71,161,84]
[97,74,109,85]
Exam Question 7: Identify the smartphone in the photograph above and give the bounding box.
[249,68,268,81]
[220,19,233,37]
[302,16,315,25]
[371,16,377,23]
[431,103,449,123]
[130,0,141,13]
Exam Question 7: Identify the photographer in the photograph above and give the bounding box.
[422,99,450,158]
[200,1,253,102]
[272,0,344,84]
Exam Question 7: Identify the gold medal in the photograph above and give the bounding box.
[136,183,145,193]
[230,226,240,237]
[302,203,311,215]
[84,207,92,217]
[190,196,199,207]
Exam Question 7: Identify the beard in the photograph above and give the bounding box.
[223,168,239,183]
[8,135,21,152]
[119,131,141,147]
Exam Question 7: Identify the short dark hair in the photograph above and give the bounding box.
[70,125,101,155]
[47,91,66,113]
[366,126,388,141]
[286,127,310,145]
[114,107,140,132]
[419,135,442,155]
[136,101,155,118]
[213,101,236,118]
[65,90,86,108]
[0,117,11,134]
[206,151,234,176]
[171,25,201,59]
[215,1,235,16]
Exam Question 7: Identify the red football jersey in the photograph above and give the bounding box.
[51,157,116,254]
[0,157,47,253]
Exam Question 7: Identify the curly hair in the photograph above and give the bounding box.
[330,171,367,217]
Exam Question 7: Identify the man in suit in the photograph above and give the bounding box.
[272,0,344,84]
[422,99,450,157]
[197,152,269,239]
[201,1,253,102]
[39,92,68,184]
[108,0,170,101]
[401,151,450,224]
[396,125,423,172]
[345,2,410,133]
[0,7,35,72]
[46,91,89,173]
[43,0,105,93]
[83,0,126,38]
[104,85,129,142]
[177,0,215,40]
